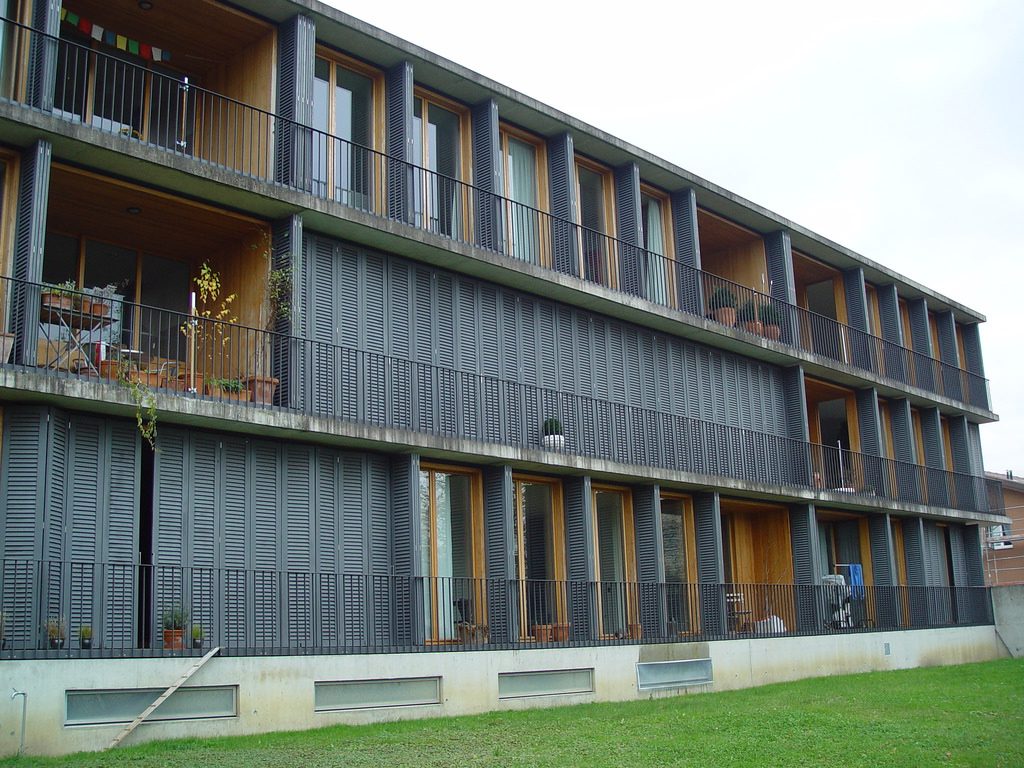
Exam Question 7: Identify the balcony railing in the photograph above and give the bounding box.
[0,560,993,660]
[0,17,989,412]
[0,275,997,516]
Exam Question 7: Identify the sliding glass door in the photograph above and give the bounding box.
[513,476,565,639]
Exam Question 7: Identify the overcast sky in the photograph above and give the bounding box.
[325,0,1023,474]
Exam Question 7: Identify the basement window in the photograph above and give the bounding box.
[65,685,237,726]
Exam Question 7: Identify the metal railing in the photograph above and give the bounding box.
[0,16,989,411]
[0,560,992,659]
[0,274,996,515]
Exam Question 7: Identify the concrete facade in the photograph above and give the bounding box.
[992,585,1024,658]
[0,628,1004,757]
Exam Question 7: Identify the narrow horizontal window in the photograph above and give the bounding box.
[65,686,237,726]
[497,668,594,699]
[635,659,713,691]
[314,677,441,711]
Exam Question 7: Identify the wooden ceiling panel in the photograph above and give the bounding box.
[697,209,760,253]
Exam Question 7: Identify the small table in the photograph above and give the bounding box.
[40,304,113,375]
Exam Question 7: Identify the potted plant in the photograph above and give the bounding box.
[191,624,205,650]
[245,262,288,405]
[758,301,784,340]
[161,604,188,650]
[78,624,93,650]
[541,417,565,450]
[180,262,237,394]
[41,279,77,313]
[206,376,251,401]
[46,616,66,649]
[738,300,763,335]
[708,286,737,327]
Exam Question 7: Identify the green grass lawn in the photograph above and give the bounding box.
[4,658,1022,767]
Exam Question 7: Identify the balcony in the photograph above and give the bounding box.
[0,560,993,660]
[0,274,1001,517]
[0,17,989,412]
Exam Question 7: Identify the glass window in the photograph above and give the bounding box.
[661,496,697,635]
[419,466,481,641]
[592,488,637,638]
[641,192,668,305]
[413,96,463,236]
[313,57,374,205]
[503,135,541,262]
[514,478,565,639]
[575,163,610,285]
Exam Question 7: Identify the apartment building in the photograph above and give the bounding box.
[0,0,1010,755]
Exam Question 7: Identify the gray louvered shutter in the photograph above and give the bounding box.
[251,440,281,647]
[780,366,809,486]
[958,322,988,409]
[367,455,392,644]
[471,99,503,252]
[563,476,594,640]
[693,492,725,636]
[906,298,934,390]
[271,216,302,409]
[337,245,360,422]
[632,484,663,638]
[309,235,337,416]
[0,407,48,648]
[670,188,703,316]
[275,14,316,190]
[222,437,249,647]
[102,420,140,650]
[788,504,822,631]
[189,434,218,649]
[385,61,414,223]
[153,428,187,643]
[39,409,69,632]
[12,141,52,365]
[933,310,962,401]
[390,453,421,646]
[888,399,921,502]
[764,230,797,344]
[875,284,907,383]
[842,267,873,370]
[946,416,976,511]
[867,513,899,628]
[901,518,928,626]
[547,133,579,277]
[962,525,985,592]
[483,466,514,643]
[614,163,643,297]
[919,408,948,507]
[283,445,314,648]
[340,453,368,646]
[315,450,340,647]
[855,388,886,495]
[27,0,60,109]
[946,524,972,622]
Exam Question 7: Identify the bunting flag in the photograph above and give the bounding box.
[60,7,171,63]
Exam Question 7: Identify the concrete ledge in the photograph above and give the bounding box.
[0,625,1003,757]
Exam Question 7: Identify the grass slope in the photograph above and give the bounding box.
[4,659,1021,767]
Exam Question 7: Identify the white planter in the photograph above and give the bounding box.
[541,434,565,450]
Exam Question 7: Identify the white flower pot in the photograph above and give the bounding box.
[541,434,565,450]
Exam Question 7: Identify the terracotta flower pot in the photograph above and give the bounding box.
[764,324,782,341]
[163,629,185,650]
[243,375,279,405]
[712,307,737,327]
[743,321,764,335]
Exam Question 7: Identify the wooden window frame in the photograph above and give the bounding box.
[640,183,676,306]
[512,473,566,641]
[412,87,473,240]
[659,492,699,636]
[573,155,617,287]
[419,462,485,643]
[590,483,638,639]
[499,123,549,265]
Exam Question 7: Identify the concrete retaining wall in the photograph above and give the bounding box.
[992,584,1024,657]
[0,626,1004,757]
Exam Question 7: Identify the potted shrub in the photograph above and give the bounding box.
[245,262,288,405]
[41,280,77,313]
[738,300,763,335]
[191,624,205,650]
[758,301,784,340]
[78,624,93,650]
[161,604,188,650]
[206,377,251,401]
[180,262,236,395]
[46,616,66,649]
[708,286,737,327]
[541,417,565,450]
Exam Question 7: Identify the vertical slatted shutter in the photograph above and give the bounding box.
[547,133,578,277]
[962,526,985,587]
[632,484,663,637]
[189,434,218,651]
[11,141,52,364]
[386,61,414,223]
[275,14,316,190]
[614,163,643,297]
[27,0,60,109]
[563,476,593,640]
[390,454,421,645]
[67,417,100,646]
[855,388,886,494]
[959,322,988,408]
[102,420,140,649]
[271,216,303,409]
[483,466,513,643]
[907,298,935,391]
[693,492,725,635]
[788,504,822,631]
[876,284,907,383]
[922,522,950,624]
[933,310,962,400]
[314,451,339,647]
[946,524,971,622]
[764,231,797,343]
[471,99,503,252]
[902,518,928,626]
[221,437,249,647]
[919,408,948,507]
[888,399,920,502]
[339,453,368,646]
[946,416,977,511]
[251,439,281,647]
[309,235,337,417]
[367,455,392,644]
[670,188,703,316]
[842,267,872,370]
[284,445,314,647]
[153,427,188,645]
[868,512,899,627]
[781,366,810,486]
[0,408,47,647]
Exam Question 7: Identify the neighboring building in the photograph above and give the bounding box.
[985,471,1024,586]
[0,0,1009,756]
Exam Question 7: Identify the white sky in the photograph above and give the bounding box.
[324,0,1023,474]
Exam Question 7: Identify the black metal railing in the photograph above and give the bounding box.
[0,274,996,515]
[0,16,989,411]
[0,560,993,660]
